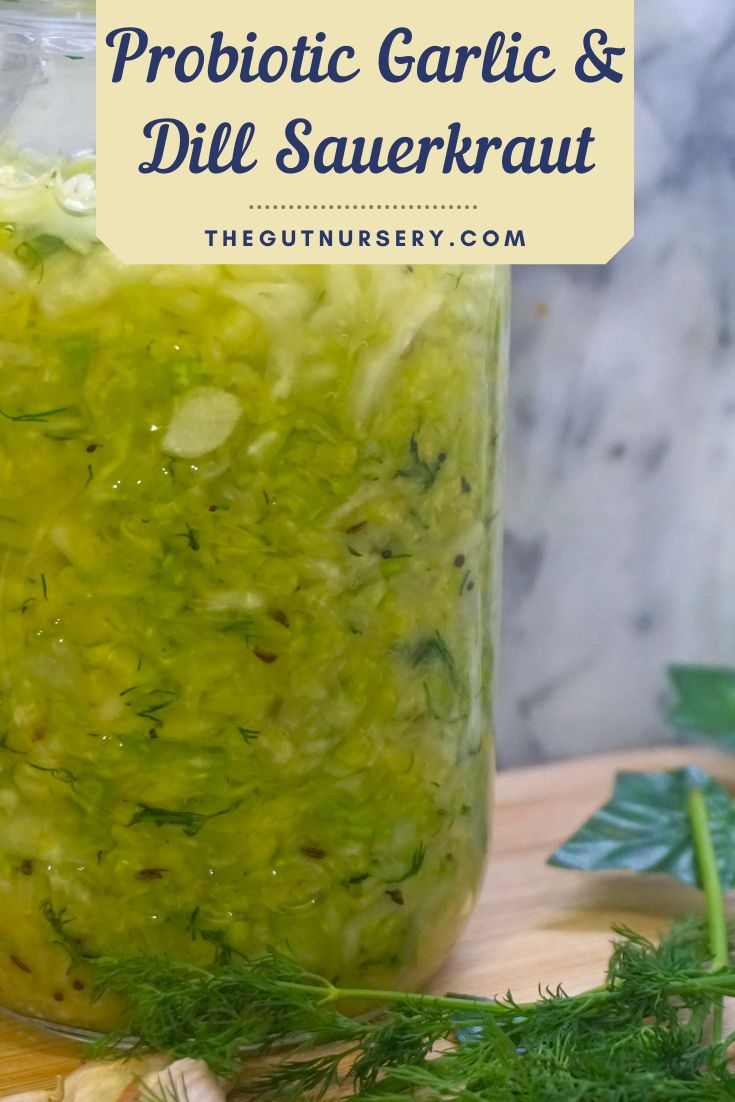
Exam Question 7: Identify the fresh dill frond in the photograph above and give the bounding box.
[91,949,365,1073]
[91,922,735,1093]
[89,774,735,1097]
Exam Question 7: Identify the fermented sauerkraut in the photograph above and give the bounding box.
[0,165,506,1029]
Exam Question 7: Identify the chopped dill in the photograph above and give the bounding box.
[389,843,427,884]
[237,727,260,744]
[135,700,174,727]
[123,688,177,730]
[128,797,244,837]
[0,405,70,424]
[27,762,77,787]
[41,899,73,944]
[40,899,88,964]
[411,631,462,693]
[176,523,200,551]
[127,805,208,835]
[40,573,48,600]
[186,907,242,966]
[394,433,447,490]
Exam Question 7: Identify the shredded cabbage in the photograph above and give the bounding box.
[0,170,506,1029]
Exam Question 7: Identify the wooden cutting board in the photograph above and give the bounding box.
[2,744,733,1096]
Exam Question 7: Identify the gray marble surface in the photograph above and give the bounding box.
[496,0,735,767]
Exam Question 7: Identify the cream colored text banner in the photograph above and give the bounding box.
[96,0,633,264]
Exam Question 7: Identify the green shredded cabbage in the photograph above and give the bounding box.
[0,173,506,1029]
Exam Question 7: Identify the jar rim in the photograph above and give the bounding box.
[0,1,94,58]
[0,0,94,28]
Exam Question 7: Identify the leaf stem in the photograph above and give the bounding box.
[239,971,735,1020]
[687,785,729,1040]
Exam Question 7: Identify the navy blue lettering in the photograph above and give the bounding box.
[379,27,413,82]
[139,118,189,174]
[138,119,257,174]
[207,32,239,82]
[277,118,312,173]
[106,26,149,82]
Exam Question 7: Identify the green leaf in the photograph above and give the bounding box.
[449,992,493,1047]
[548,767,735,890]
[667,665,735,745]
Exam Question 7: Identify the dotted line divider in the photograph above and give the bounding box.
[247,204,479,210]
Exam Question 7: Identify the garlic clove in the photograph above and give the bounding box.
[0,1056,223,1102]
[114,1057,171,1102]
[57,1057,167,1102]
[139,1058,227,1102]
[162,388,242,458]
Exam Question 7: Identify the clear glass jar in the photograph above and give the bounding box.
[0,2,507,1032]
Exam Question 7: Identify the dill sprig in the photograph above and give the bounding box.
[88,774,735,1098]
[90,928,735,1093]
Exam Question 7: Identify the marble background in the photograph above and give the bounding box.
[496,0,735,767]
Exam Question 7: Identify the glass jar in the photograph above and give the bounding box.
[0,2,507,1032]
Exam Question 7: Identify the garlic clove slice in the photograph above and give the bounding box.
[139,1058,227,1102]
[162,388,242,458]
[56,1057,167,1102]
